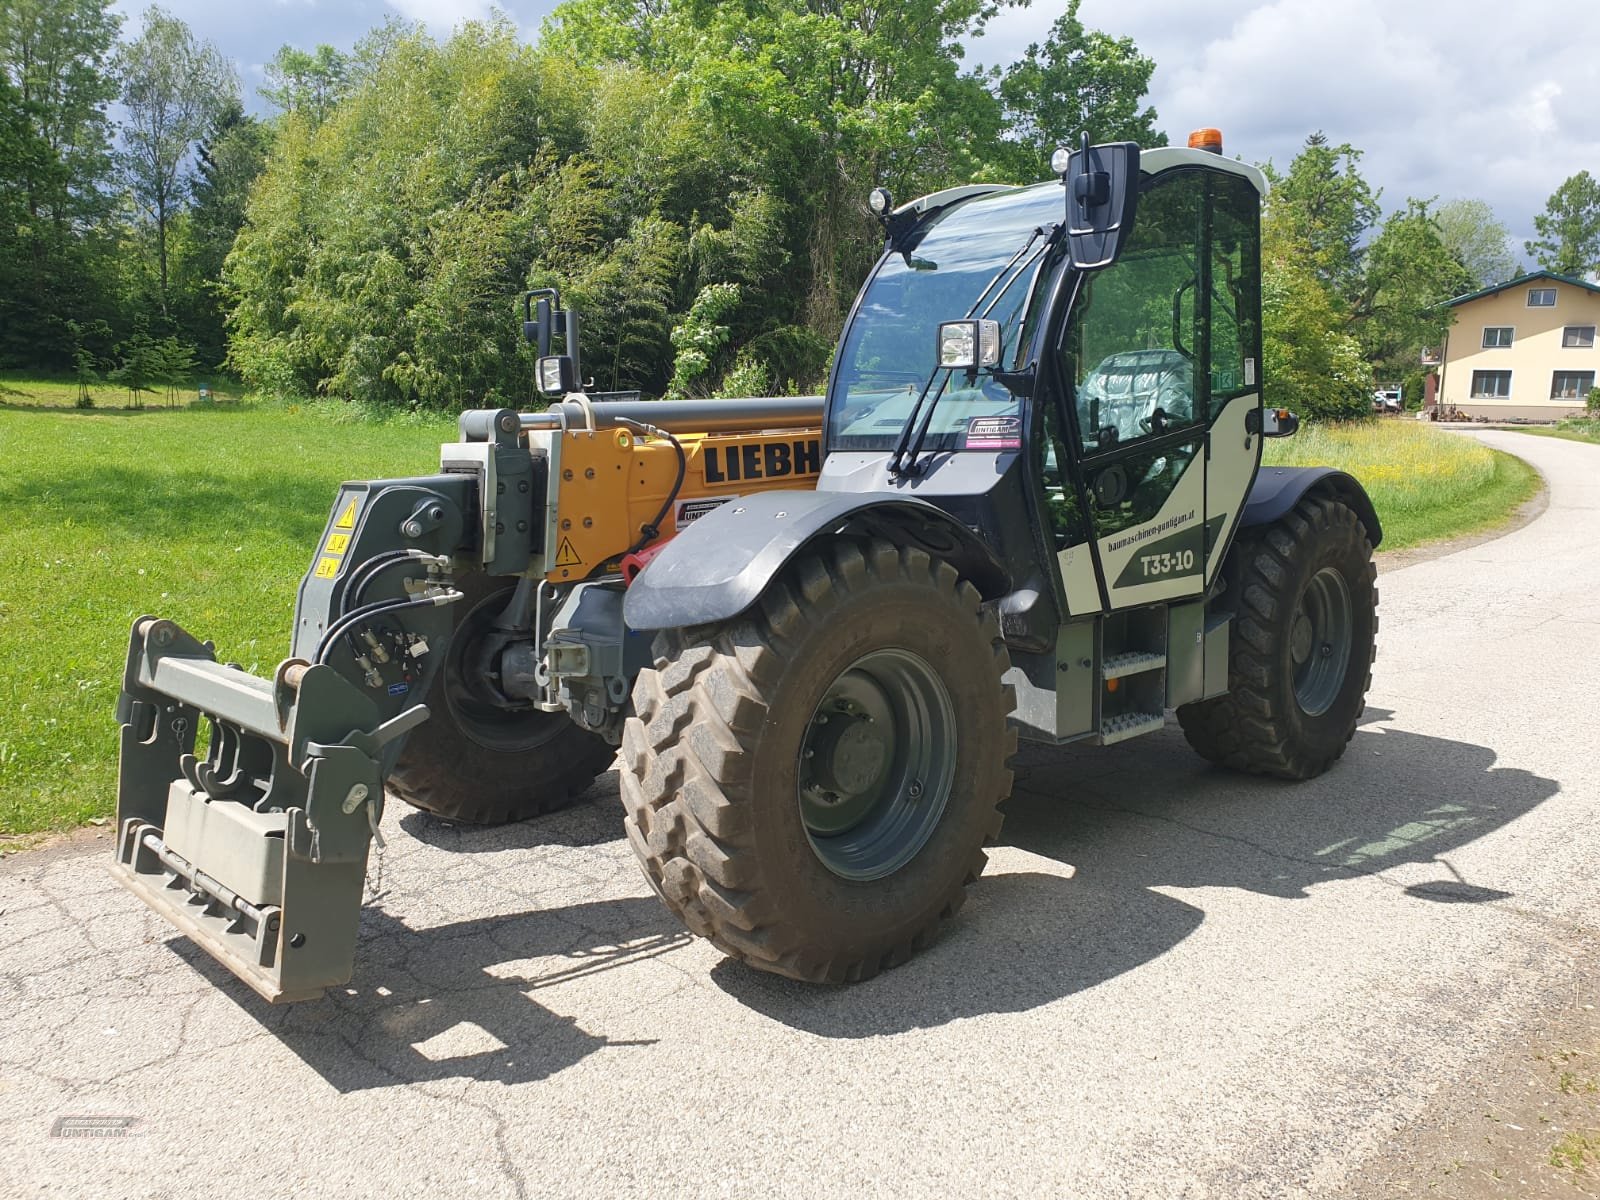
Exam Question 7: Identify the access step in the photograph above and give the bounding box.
[1099,711,1165,745]
[1101,651,1166,680]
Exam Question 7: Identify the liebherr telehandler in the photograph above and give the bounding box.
[111,132,1380,1000]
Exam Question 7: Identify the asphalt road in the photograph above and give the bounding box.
[3,430,1597,1199]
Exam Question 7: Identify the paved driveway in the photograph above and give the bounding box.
[3,431,1597,1199]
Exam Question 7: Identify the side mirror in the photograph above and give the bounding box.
[522,289,557,355]
[1246,407,1300,439]
[523,287,583,396]
[1056,136,1140,270]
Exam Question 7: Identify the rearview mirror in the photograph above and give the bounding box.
[1056,137,1140,270]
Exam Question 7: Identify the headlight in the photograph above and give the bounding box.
[537,355,573,396]
[937,319,1001,371]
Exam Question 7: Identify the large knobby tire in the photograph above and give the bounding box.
[389,576,614,824]
[1176,496,1377,780]
[620,539,1016,984]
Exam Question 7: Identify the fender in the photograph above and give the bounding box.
[623,489,1010,631]
[1240,466,1383,548]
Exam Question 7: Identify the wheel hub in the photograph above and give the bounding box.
[808,715,889,797]
[1292,566,1354,717]
[1290,612,1314,663]
[796,649,957,881]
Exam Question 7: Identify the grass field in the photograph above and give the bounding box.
[0,369,247,410]
[1263,421,1540,550]
[0,400,455,836]
[0,397,1542,836]
[1491,421,1600,447]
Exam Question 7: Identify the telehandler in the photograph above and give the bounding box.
[111,131,1380,1000]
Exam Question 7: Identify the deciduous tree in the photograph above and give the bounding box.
[113,6,236,315]
[1433,198,1515,290]
[1526,171,1600,279]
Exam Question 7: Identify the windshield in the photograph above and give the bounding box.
[827,182,1065,453]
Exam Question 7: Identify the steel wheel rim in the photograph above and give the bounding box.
[1291,566,1353,717]
[797,648,958,882]
[443,589,568,753]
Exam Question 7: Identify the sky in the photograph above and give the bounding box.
[111,0,1600,258]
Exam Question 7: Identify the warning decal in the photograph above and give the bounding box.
[324,533,350,555]
[314,556,341,579]
[335,499,358,529]
[554,537,583,568]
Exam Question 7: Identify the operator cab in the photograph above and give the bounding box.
[823,140,1268,621]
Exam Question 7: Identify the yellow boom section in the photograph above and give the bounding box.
[548,426,824,583]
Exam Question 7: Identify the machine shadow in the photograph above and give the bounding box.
[711,708,1559,1037]
[397,774,624,853]
[173,894,689,1094]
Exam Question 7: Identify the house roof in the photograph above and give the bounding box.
[1445,269,1600,308]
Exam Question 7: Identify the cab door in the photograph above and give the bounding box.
[1047,166,1261,614]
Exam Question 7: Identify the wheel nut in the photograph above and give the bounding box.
[908,780,924,800]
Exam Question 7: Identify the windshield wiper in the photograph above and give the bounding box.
[889,226,1053,477]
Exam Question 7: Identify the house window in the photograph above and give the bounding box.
[1563,325,1596,348]
[1551,371,1595,399]
[1482,326,1514,348]
[1527,288,1557,307]
[1470,370,1512,399]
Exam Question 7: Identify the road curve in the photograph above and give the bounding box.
[3,430,1597,1199]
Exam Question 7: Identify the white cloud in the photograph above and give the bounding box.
[383,0,494,33]
[971,0,1600,250]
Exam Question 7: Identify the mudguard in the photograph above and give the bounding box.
[623,489,1010,631]
[1240,466,1383,548]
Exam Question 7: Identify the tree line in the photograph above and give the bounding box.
[3,0,1598,418]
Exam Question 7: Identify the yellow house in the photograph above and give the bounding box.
[1437,271,1600,419]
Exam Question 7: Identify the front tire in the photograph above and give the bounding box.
[620,539,1016,983]
[389,576,614,824]
[1176,496,1377,780]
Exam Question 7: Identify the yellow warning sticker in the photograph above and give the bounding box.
[335,499,358,530]
[324,533,350,555]
[314,556,341,579]
[554,537,583,568]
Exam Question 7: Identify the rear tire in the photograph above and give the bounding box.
[389,576,614,825]
[620,539,1016,983]
[1176,496,1377,780]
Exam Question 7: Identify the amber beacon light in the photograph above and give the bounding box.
[1188,127,1224,154]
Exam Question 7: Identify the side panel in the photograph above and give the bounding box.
[547,428,823,584]
[1203,392,1264,585]
[1095,447,1208,609]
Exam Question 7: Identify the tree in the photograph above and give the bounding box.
[1354,199,1473,372]
[0,0,122,364]
[175,99,269,365]
[997,0,1163,179]
[1526,171,1600,279]
[1263,132,1380,304]
[113,6,237,316]
[109,317,162,406]
[260,44,348,123]
[1433,198,1515,290]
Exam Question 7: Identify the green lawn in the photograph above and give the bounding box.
[0,369,247,409]
[1263,421,1541,550]
[0,400,1544,836]
[0,401,455,836]
[1492,423,1600,447]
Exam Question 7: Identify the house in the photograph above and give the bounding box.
[1436,270,1600,419]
